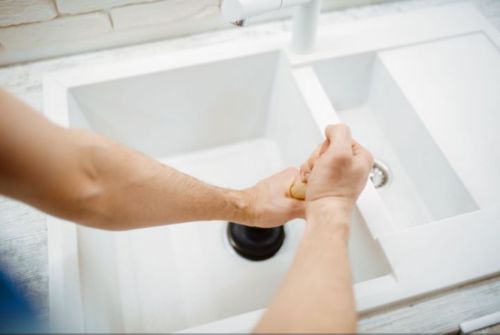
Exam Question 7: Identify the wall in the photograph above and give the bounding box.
[0,0,394,67]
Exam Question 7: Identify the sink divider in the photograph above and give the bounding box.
[292,66,402,310]
[291,66,396,239]
[289,62,500,313]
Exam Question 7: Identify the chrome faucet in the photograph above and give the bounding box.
[221,0,322,53]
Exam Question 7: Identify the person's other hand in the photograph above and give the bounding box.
[243,168,305,228]
[300,124,373,218]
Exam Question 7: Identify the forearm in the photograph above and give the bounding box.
[0,88,251,230]
[1,90,301,231]
[255,203,357,333]
[47,129,252,230]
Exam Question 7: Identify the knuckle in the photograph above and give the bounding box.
[335,123,351,134]
[300,163,310,174]
[325,124,336,139]
[335,123,349,131]
[307,155,316,166]
[325,124,336,133]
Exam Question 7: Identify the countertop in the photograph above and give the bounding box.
[1,0,500,331]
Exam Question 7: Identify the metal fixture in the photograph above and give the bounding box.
[370,160,390,189]
[232,19,245,27]
[220,0,322,53]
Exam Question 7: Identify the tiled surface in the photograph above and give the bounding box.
[0,0,500,330]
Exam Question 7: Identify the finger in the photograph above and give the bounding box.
[300,142,323,181]
[352,140,363,156]
[299,163,310,182]
[282,167,300,182]
[324,124,353,157]
[318,139,330,156]
[353,141,374,166]
[306,144,323,170]
[325,123,352,150]
[281,167,300,197]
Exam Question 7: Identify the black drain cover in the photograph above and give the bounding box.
[227,222,285,261]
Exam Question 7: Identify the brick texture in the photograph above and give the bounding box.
[1,0,498,67]
[0,13,112,49]
[0,0,57,28]
[111,0,219,30]
[55,0,156,15]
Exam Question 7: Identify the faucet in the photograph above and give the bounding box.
[221,0,322,54]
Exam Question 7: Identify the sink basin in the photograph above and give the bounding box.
[310,31,500,234]
[44,3,500,333]
[45,50,390,332]
[313,47,481,230]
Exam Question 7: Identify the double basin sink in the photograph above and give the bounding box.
[44,3,500,332]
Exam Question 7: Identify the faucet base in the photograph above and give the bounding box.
[292,0,322,53]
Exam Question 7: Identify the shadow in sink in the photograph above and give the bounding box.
[65,51,390,332]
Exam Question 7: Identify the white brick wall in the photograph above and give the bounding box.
[0,0,401,66]
[0,0,498,67]
[55,0,155,15]
[0,13,111,49]
[111,0,219,30]
[0,0,57,27]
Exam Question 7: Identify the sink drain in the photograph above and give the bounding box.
[370,160,390,188]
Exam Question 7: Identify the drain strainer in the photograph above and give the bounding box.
[370,160,390,188]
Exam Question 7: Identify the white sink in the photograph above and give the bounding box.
[44,3,500,333]
[45,50,390,332]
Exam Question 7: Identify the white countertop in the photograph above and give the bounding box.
[1,0,500,331]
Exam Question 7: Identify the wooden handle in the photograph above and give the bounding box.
[290,180,307,200]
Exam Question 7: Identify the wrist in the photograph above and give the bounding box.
[305,198,353,241]
[306,197,353,221]
[305,212,350,244]
[225,188,254,225]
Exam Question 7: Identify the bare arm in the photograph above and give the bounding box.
[255,124,373,333]
[0,89,304,230]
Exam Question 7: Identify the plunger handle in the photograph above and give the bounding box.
[289,180,307,200]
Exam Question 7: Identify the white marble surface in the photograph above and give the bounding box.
[1,0,500,331]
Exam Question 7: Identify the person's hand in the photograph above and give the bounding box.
[300,124,373,218]
[243,168,306,228]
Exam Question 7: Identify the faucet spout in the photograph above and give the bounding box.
[221,0,322,53]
